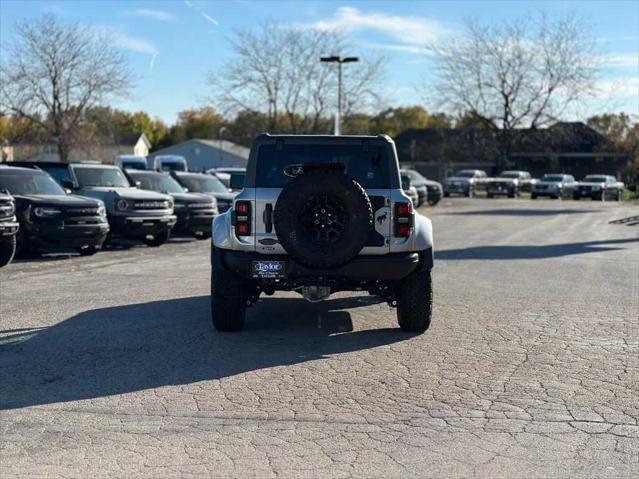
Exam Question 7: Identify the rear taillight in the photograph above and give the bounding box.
[234,200,251,237]
[394,202,413,238]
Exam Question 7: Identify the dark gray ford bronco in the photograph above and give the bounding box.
[211,134,434,333]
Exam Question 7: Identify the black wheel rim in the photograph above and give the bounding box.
[299,195,347,244]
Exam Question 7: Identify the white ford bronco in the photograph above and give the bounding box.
[211,134,434,332]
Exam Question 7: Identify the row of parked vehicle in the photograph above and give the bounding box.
[400,170,443,207]
[441,169,625,200]
[0,161,247,267]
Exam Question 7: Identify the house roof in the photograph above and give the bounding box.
[150,139,250,159]
[394,122,616,163]
[115,133,151,148]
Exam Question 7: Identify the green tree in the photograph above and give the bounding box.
[455,111,492,128]
[588,113,639,191]
[370,106,452,137]
[0,16,131,161]
[84,107,168,148]
[170,107,226,144]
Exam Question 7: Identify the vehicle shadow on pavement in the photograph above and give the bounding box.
[0,295,407,410]
[435,237,639,260]
[443,208,600,216]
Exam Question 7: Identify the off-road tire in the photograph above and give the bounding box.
[486,193,494,199]
[274,169,373,269]
[531,194,537,200]
[211,265,246,332]
[0,236,16,267]
[396,269,432,333]
[143,230,171,247]
[76,245,99,256]
[15,230,38,258]
[508,189,517,198]
[443,192,450,198]
[427,198,440,206]
[194,231,212,240]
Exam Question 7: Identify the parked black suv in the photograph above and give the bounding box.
[400,169,442,206]
[126,170,217,239]
[0,166,109,256]
[171,171,236,213]
[0,189,19,266]
[17,162,177,247]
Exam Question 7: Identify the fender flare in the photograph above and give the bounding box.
[413,214,434,270]
[212,211,233,250]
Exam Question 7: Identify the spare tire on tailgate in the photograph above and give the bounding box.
[274,169,373,269]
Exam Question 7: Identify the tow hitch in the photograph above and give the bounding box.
[302,286,331,302]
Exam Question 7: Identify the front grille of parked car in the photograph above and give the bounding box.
[188,203,214,209]
[134,200,170,210]
[65,207,100,217]
[579,186,592,191]
[0,200,14,220]
[64,207,103,226]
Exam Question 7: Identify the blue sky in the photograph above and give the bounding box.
[1,0,637,124]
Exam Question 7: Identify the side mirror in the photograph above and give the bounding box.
[64,189,72,195]
[61,179,75,190]
[134,181,142,189]
[183,187,189,193]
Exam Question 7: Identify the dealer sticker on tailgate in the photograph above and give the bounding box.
[251,260,287,279]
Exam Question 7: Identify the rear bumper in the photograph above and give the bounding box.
[487,185,515,195]
[443,184,469,195]
[573,189,602,199]
[213,248,433,282]
[532,190,558,197]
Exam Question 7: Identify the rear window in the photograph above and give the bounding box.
[255,144,390,188]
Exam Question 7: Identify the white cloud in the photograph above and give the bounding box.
[359,42,433,56]
[201,13,219,25]
[126,8,175,22]
[113,33,159,73]
[309,6,451,46]
[183,0,219,26]
[596,77,639,98]
[600,53,639,69]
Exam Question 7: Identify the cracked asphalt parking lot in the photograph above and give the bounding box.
[1,198,637,478]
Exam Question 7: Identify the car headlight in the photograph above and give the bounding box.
[168,199,174,209]
[33,206,61,217]
[115,199,129,211]
[97,205,106,217]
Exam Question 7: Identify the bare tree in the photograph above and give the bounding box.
[0,15,131,162]
[208,24,385,134]
[429,14,598,167]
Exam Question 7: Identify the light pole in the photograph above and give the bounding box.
[320,56,359,135]
[218,126,227,167]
